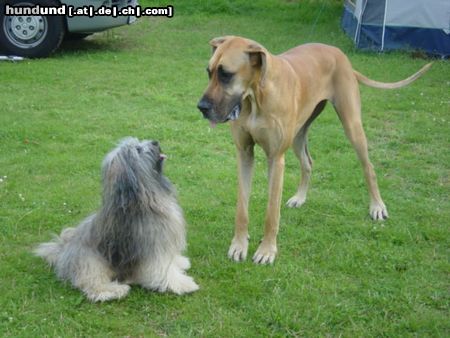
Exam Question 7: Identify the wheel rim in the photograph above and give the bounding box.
[3,3,48,49]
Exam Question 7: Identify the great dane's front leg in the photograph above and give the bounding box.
[253,154,285,264]
[228,144,254,261]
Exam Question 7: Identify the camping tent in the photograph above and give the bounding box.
[341,0,450,57]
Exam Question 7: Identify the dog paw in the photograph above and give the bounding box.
[86,283,131,302]
[370,202,389,221]
[168,274,199,295]
[252,241,277,265]
[227,236,249,262]
[286,194,306,208]
[175,256,191,271]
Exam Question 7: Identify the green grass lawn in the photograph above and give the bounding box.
[1,0,449,336]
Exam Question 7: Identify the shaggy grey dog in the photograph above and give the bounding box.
[35,137,199,302]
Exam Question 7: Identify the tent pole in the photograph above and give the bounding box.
[381,0,388,51]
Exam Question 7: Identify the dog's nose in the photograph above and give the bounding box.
[197,98,212,117]
[151,140,159,147]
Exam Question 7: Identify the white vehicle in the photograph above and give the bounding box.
[0,0,138,58]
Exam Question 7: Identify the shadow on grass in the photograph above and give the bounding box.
[55,32,131,57]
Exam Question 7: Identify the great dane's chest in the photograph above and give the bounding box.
[233,108,288,155]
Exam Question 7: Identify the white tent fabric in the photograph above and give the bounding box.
[385,0,448,30]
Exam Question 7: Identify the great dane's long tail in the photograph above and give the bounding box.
[354,62,432,89]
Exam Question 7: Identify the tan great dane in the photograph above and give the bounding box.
[197,36,431,264]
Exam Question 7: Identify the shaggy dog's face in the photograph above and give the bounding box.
[103,138,166,178]
[101,138,170,206]
[134,139,167,175]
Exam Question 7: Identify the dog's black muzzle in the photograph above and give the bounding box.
[197,96,214,120]
[197,95,242,124]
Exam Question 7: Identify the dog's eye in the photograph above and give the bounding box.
[136,146,143,154]
[218,65,233,84]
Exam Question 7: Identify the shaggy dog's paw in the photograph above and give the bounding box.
[168,274,199,295]
[228,235,249,262]
[252,240,277,265]
[86,283,131,302]
[175,256,191,271]
[370,202,388,220]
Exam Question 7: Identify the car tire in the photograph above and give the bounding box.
[0,0,65,58]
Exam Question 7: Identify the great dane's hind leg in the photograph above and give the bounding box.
[333,91,388,220]
[228,143,255,261]
[287,100,326,208]
[286,126,312,208]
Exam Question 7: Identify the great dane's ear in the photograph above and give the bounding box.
[209,36,231,54]
[246,43,268,87]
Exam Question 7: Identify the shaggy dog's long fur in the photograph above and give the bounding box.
[35,137,199,302]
